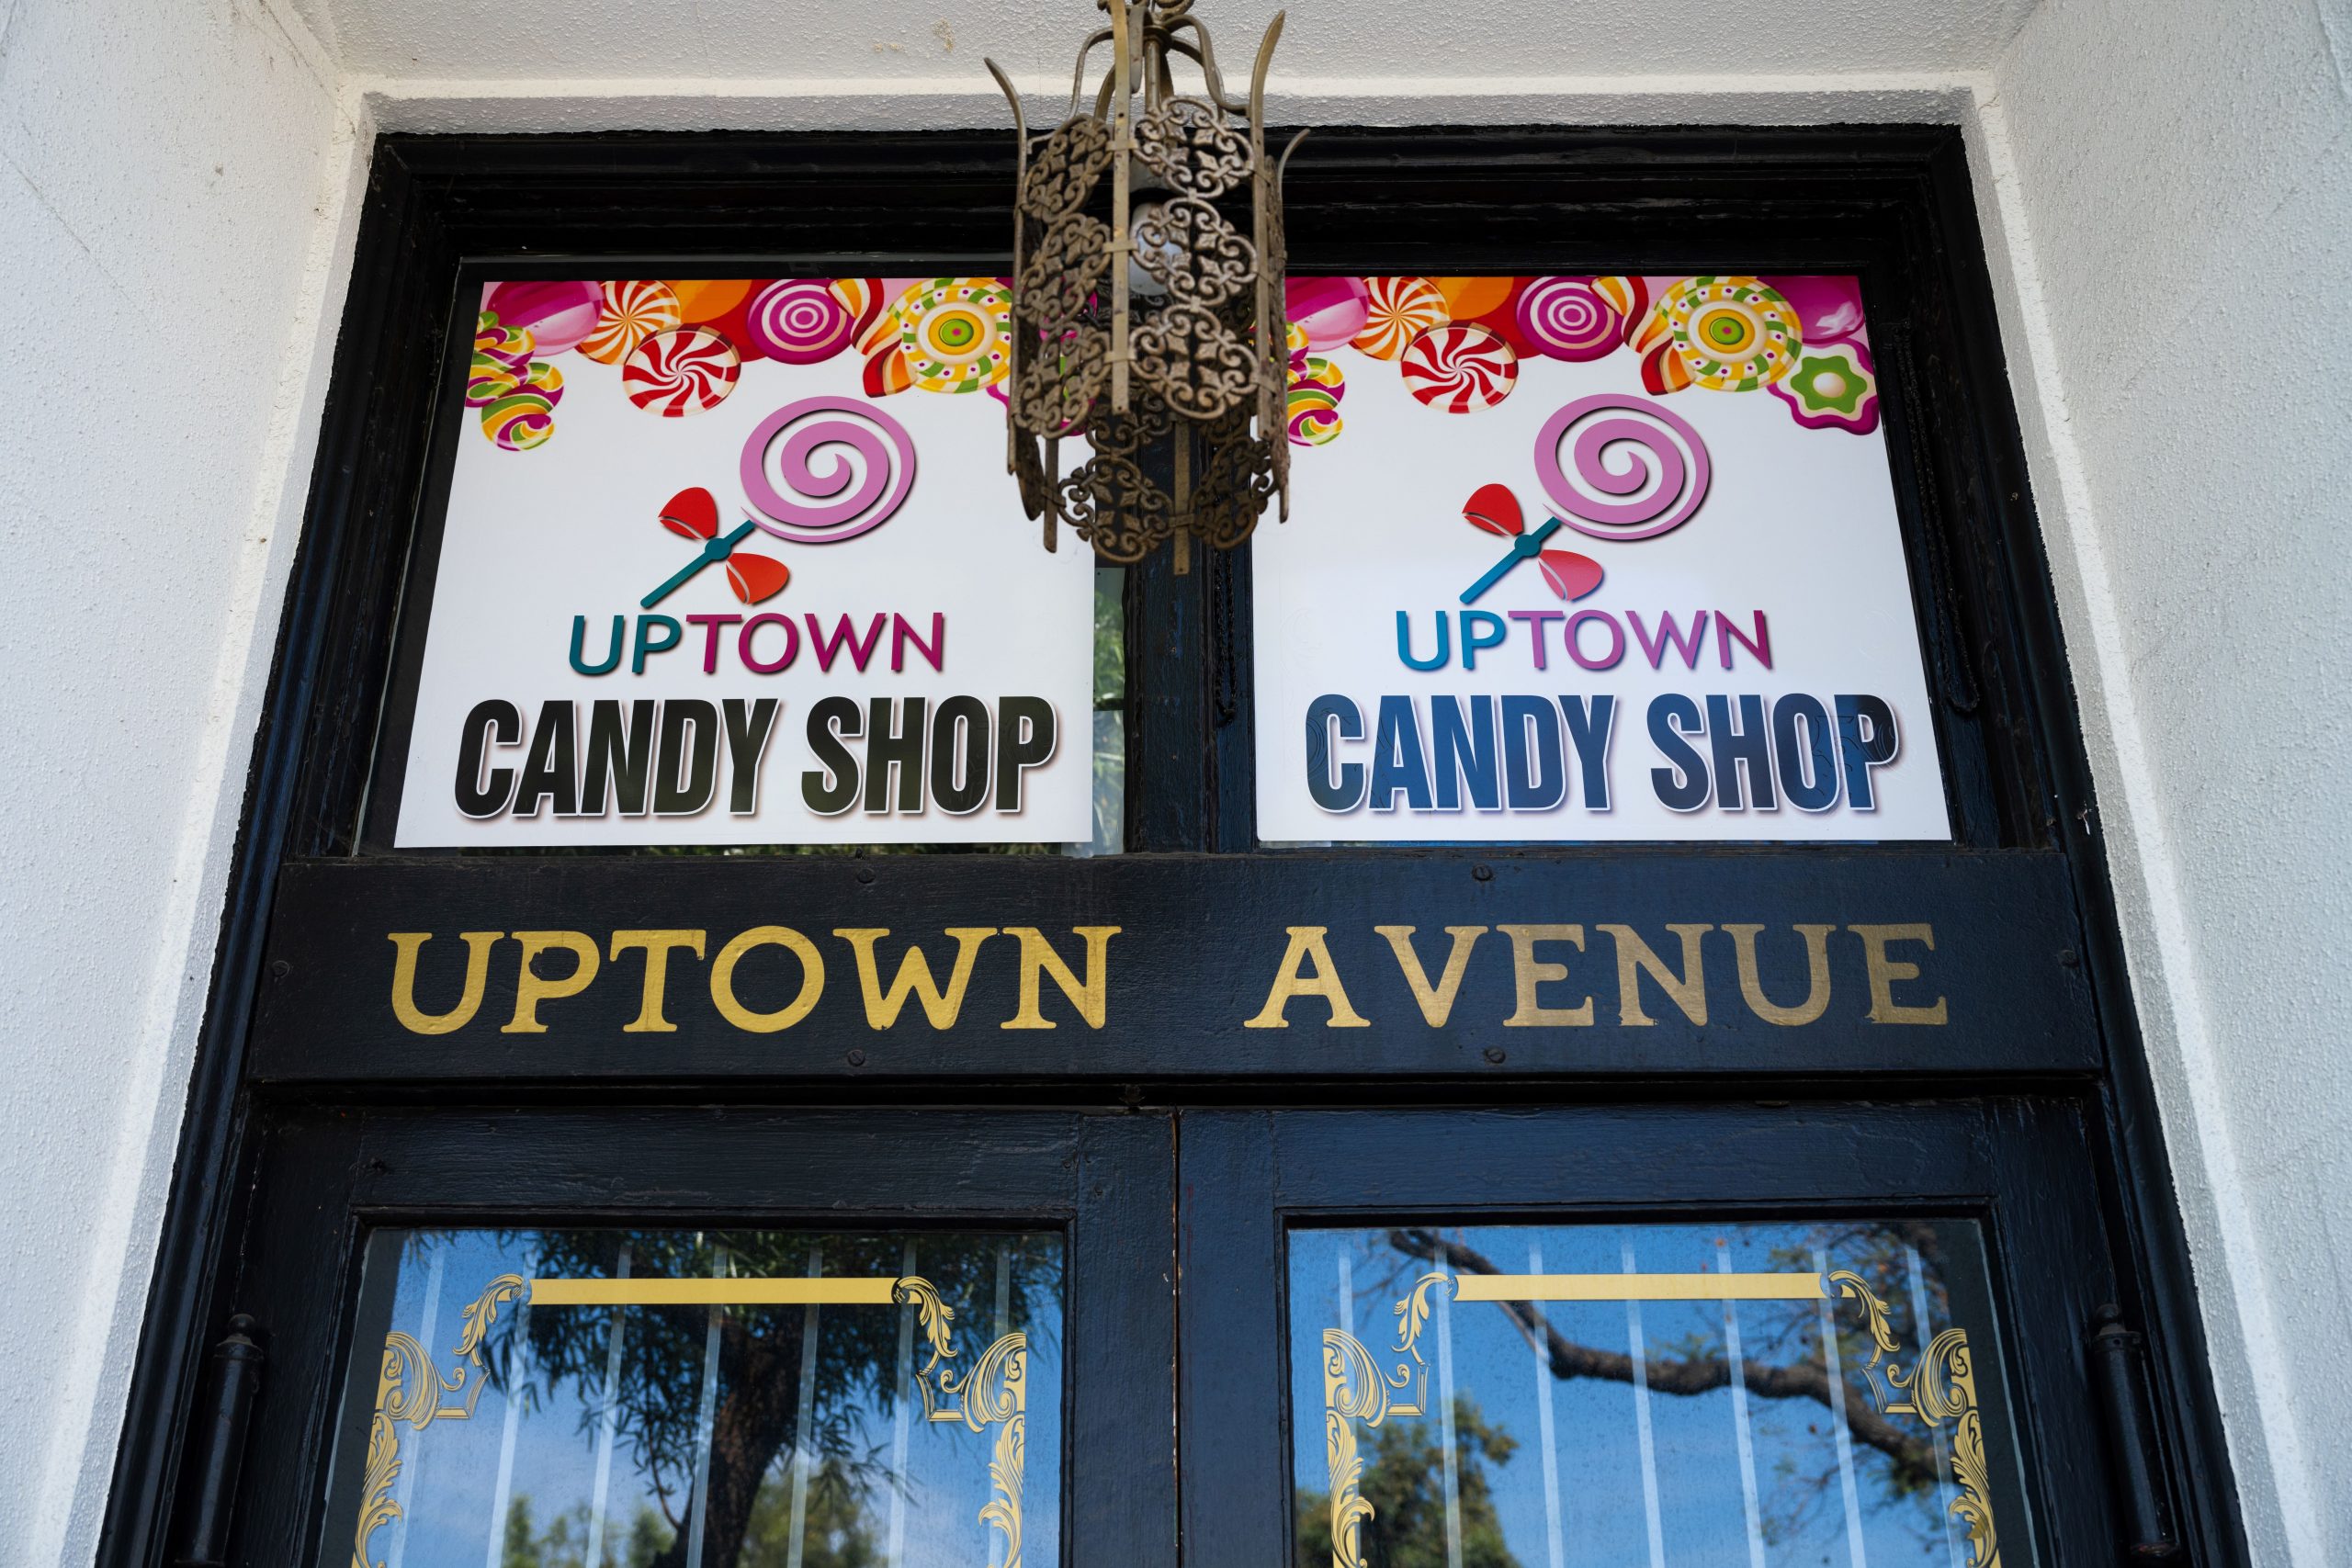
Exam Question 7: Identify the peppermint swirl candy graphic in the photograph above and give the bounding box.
[740,397,919,544]
[1534,394,1713,542]
[623,326,740,416]
[581,279,683,365]
[1399,322,1519,412]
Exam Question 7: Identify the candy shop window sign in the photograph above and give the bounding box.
[391,277,1096,848]
[1256,274,1951,845]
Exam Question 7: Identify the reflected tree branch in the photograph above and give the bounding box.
[1386,1228,1937,1488]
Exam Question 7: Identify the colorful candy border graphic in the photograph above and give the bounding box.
[1288,272,1878,449]
[466,276,1012,452]
[467,273,1876,453]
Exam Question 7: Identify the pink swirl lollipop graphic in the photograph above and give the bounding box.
[1535,394,1713,542]
[1515,276,1623,362]
[739,397,919,545]
[745,279,859,364]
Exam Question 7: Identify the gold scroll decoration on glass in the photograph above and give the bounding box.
[1830,1268,2002,1568]
[354,1272,526,1568]
[1317,1269,2002,1568]
[1319,1271,1442,1568]
[896,1273,1032,1568]
[356,1273,1027,1568]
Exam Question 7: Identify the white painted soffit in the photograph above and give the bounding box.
[303,0,2033,111]
[358,74,1979,134]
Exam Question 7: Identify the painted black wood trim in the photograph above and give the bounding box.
[1125,539,1255,852]
[1126,545,1210,852]
[251,850,2097,1083]
[1983,1097,2126,1568]
[95,143,450,1568]
[1914,137,2248,1568]
[1072,1114,1182,1568]
[1175,1111,1283,1568]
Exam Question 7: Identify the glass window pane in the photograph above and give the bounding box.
[1071,564,1126,858]
[1288,1221,2025,1568]
[335,1228,1061,1568]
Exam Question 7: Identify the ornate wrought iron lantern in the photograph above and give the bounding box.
[988,1,1295,571]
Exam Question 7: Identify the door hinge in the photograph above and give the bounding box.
[2087,1304,2182,1558]
[175,1314,266,1567]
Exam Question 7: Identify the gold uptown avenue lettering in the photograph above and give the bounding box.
[1241,922,1948,1029]
[384,920,1947,1035]
[387,926,1121,1035]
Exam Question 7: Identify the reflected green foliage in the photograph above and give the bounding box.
[1084,570,1127,856]
[1294,1398,1522,1568]
[1094,567,1125,709]
[500,1495,671,1568]
[479,1230,1057,1568]
[740,1458,882,1568]
[502,1495,577,1568]
[626,1506,678,1568]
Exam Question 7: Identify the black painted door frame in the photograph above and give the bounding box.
[216,1107,1176,1568]
[209,1096,2132,1568]
[1180,1101,2125,1568]
[96,126,2244,1568]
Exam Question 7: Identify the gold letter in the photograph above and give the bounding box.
[503,931,600,1033]
[832,928,997,1029]
[1724,924,1834,1026]
[1495,925,1593,1027]
[388,931,501,1034]
[1850,923,1949,1024]
[1595,924,1713,1027]
[710,926,825,1032]
[1374,926,1487,1027]
[1001,926,1121,1029]
[1244,927,1371,1029]
[607,930,707,1032]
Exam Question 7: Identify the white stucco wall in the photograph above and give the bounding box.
[0,3,360,1564]
[4,1,2349,1564]
[1967,0,2352,1562]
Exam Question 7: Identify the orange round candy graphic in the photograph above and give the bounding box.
[667,278,756,324]
[1431,276,1517,321]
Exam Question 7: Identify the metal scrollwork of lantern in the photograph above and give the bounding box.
[987,1,1298,572]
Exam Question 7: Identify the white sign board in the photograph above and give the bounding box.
[1254,274,1951,843]
[394,277,1093,848]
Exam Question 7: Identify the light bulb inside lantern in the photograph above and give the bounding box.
[1125,197,1183,299]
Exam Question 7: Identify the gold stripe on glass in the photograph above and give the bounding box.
[527,1277,901,1307]
[1453,1272,1825,1303]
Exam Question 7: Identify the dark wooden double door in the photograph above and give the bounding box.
[218,1100,2129,1568]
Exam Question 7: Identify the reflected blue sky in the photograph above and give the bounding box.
[348,1229,1062,1568]
[1287,1222,1998,1568]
